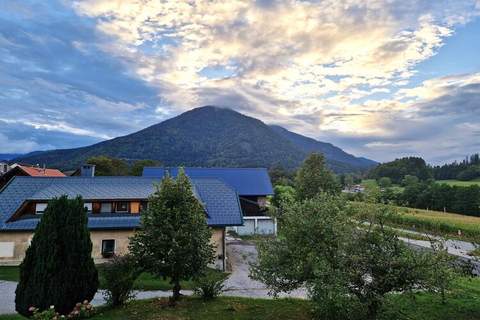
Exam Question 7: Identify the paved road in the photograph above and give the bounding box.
[0,240,306,315]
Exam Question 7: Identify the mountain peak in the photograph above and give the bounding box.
[15,107,376,172]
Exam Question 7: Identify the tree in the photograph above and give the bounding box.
[129,169,215,303]
[87,156,129,176]
[15,196,98,316]
[401,174,419,187]
[271,185,296,211]
[251,194,354,320]
[378,177,392,188]
[130,159,160,176]
[344,174,354,188]
[252,197,447,320]
[295,153,340,200]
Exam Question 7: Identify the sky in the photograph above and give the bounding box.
[1,0,480,164]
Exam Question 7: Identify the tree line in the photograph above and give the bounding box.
[433,153,480,181]
[368,154,480,183]
[368,180,480,217]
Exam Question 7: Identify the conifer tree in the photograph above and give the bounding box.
[15,196,98,316]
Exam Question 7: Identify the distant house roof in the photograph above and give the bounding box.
[0,176,243,231]
[17,165,65,177]
[142,167,274,196]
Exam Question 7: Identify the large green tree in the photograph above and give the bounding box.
[15,196,98,316]
[251,196,448,320]
[130,159,160,176]
[129,169,214,302]
[295,153,340,200]
[87,155,129,176]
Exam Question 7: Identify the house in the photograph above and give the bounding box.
[0,164,65,189]
[143,167,275,235]
[0,166,243,270]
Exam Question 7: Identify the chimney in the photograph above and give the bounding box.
[80,164,95,177]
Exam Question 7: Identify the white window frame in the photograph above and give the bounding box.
[84,202,92,213]
[35,203,48,215]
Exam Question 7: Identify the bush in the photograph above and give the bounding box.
[15,196,98,316]
[193,271,227,301]
[102,255,141,306]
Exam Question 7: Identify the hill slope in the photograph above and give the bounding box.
[15,106,376,172]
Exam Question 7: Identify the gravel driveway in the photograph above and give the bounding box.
[223,239,307,299]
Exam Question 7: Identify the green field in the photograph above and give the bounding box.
[436,179,480,187]
[1,277,479,320]
[384,206,480,243]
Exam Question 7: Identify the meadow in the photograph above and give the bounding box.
[436,179,480,187]
[385,206,480,243]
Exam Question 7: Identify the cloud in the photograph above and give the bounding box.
[0,0,479,163]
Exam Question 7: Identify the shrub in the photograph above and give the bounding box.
[102,255,141,306]
[193,271,227,300]
[15,196,98,316]
[29,301,95,319]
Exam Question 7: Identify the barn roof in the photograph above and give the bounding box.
[142,167,274,196]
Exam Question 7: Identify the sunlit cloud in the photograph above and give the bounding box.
[0,0,479,162]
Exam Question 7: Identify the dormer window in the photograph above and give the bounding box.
[116,202,129,213]
[84,203,92,213]
[101,202,112,213]
[35,203,47,215]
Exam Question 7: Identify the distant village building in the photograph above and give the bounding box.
[0,164,65,189]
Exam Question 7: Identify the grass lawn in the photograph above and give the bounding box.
[0,266,225,291]
[0,266,19,282]
[1,277,479,320]
[436,179,480,187]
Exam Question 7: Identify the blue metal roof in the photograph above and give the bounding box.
[142,167,274,196]
[0,176,243,231]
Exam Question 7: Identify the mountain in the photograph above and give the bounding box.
[270,125,377,170]
[14,106,376,173]
[0,154,23,161]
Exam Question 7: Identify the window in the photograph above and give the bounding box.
[139,201,148,212]
[116,201,129,213]
[101,239,115,258]
[100,202,112,213]
[84,203,92,213]
[35,203,47,215]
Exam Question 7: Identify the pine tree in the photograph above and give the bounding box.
[15,196,98,316]
[129,169,214,302]
[295,153,340,200]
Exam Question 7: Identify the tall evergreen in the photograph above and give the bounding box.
[15,196,98,316]
[295,153,340,200]
[129,168,214,302]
